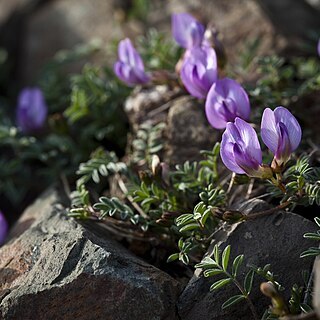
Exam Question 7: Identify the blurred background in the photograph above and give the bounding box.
[1,0,319,88]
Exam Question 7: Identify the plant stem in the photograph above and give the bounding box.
[116,174,149,219]
[225,271,259,320]
[243,201,291,221]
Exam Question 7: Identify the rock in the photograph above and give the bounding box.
[177,199,317,320]
[21,0,125,84]
[166,0,285,67]
[124,85,184,131]
[254,0,320,52]
[124,86,218,165]
[0,0,30,25]
[165,95,218,165]
[314,259,320,318]
[0,189,181,320]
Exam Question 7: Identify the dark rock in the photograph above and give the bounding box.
[21,0,124,84]
[255,0,320,52]
[314,258,320,318]
[0,189,181,320]
[177,199,317,320]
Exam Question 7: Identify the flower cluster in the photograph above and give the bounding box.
[113,12,303,182]
[114,13,250,130]
[221,107,301,179]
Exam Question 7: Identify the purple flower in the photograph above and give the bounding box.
[205,78,250,129]
[261,107,302,166]
[221,118,272,178]
[114,38,150,86]
[16,87,48,134]
[172,13,205,49]
[0,211,8,245]
[180,46,217,99]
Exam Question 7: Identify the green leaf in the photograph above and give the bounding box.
[222,295,245,309]
[204,269,224,277]
[200,208,212,226]
[300,303,312,313]
[213,245,220,264]
[303,233,320,240]
[314,217,320,228]
[179,223,199,232]
[195,257,218,269]
[141,182,149,195]
[222,245,231,271]
[210,278,232,291]
[300,247,320,258]
[167,253,179,263]
[244,270,255,295]
[232,254,244,277]
[180,254,190,265]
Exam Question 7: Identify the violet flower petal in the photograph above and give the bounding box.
[172,13,205,49]
[220,118,262,175]
[221,122,245,174]
[235,118,262,165]
[180,46,217,99]
[118,38,145,70]
[261,107,278,155]
[261,106,301,164]
[233,144,261,176]
[16,87,48,133]
[275,122,292,161]
[114,38,150,86]
[0,211,8,245]
[274,107,302,152]
[205,78,250,129]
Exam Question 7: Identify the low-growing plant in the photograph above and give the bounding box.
[66,12,320,319]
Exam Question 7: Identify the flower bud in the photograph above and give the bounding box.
[205,78,250,129]
[260,282,278,298]
[260,282,289,316]
[261,107,302,167]
[221,118,273,178]
[172,13,205,49]
[114,38,150,86]
[180,46,218,99]
[16,87,48,134]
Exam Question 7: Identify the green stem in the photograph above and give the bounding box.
[224,271,259,320]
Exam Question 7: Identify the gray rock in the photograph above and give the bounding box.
[165,95,218,165]
[124,86,218,165]
[177,199,317,320]
[0,189,181,320]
